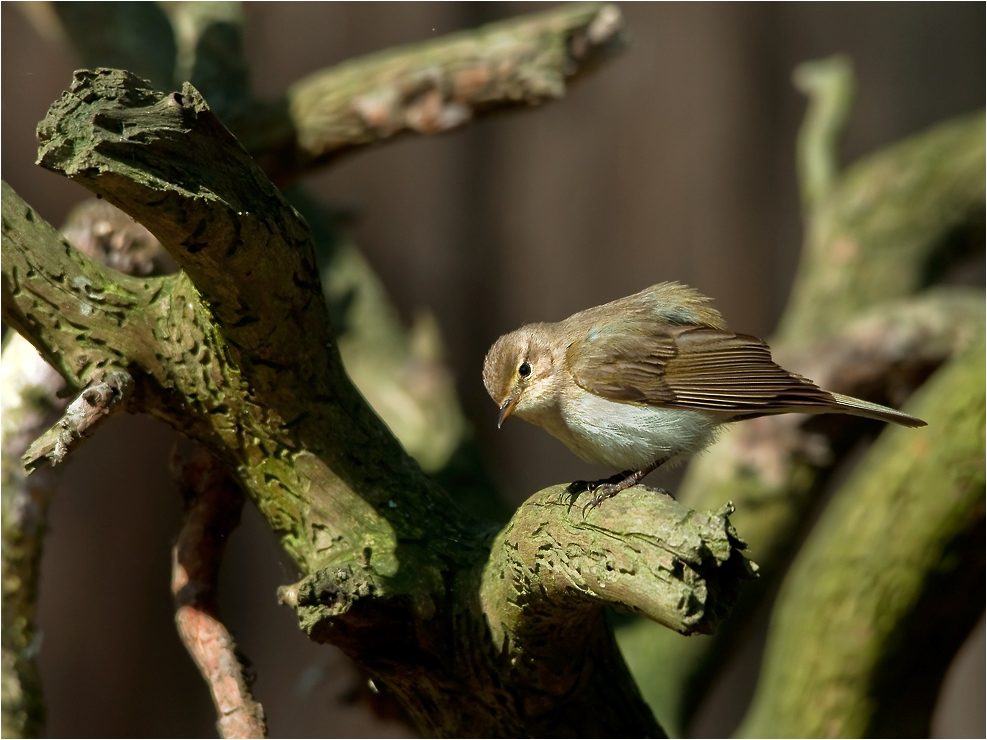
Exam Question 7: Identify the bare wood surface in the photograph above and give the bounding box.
[172,444,267,739]
[23,370,133,472]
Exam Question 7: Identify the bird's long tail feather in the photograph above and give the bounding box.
[829,392,926,428]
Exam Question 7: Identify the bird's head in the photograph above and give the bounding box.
[482,324,558,428]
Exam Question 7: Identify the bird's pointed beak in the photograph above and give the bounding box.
[497,394,520,429]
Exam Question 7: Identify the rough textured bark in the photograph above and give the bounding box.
[616,58,985,736]
[5,6,979,736]
[738,337,985,738]
[1,197,175,739]
[1,60,752,736]
[232,3,626,182]
[52,2,626,184]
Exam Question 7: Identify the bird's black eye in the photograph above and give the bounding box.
[518,361,532,378]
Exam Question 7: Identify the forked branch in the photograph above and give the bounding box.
[1,65,755,736]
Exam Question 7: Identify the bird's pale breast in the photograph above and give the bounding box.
[518,384,718,471]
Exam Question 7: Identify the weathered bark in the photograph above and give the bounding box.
[1,61,753,736]
[738,337,985,738]
[779,59,985,343]
[1,197,174,739]
[171,443,268,739]
[44,0,518,524]
[51,2,626,183]
[617,57,985,736]
[232,3,626,182]
[8,7,977,736]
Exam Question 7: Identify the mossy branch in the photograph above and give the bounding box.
[12,69,454,582]
[1,197,175,739]
[41,3,618,512]
[618,289,984,734]
[47,3,625,184]
[619,57,985,735]
[779,109,985,343]
[234,3,626,181]
[2,67,754,736]
[738,337,985,738]
[483,488,756,644]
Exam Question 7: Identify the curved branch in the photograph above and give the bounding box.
[11,72,453,582]
[792,55,855,210]
[1,197,173,737]
[779,110,985,343]
[280,482,754,737]
[618,58,984,731]
[682,289,981,576]
[234,3,626,181]
[483,487,755,647]
[621,288,985,734]
[39,3,615,506]
[3,69,758,736]
[172,443,267,739]
[35,69,327,376]
[738,337,986,738]
[1,180,162,392]
[44,3,626,187]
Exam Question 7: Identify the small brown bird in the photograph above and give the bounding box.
[482,282,926,511]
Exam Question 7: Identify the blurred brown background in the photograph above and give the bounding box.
[2,2,983,737]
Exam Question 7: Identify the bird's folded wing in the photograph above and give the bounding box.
[567,323,837,416]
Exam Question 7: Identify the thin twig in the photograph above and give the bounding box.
[171,443,267,739]
[22,370,133,472]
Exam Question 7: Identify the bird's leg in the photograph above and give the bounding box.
[561,471,629,506]
[578,458,668,515]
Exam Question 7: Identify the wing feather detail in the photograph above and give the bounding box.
[567,322,838,417]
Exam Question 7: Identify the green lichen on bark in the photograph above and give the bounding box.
[2,57,754,736]
[483,487,754,643]
[616,57,985,736]
[778,111,985,343]
[738,337,985,738]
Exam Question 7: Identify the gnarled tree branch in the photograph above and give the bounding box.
[617,56,985,736]
[1,196,173,738]
[234,3,625,182]
[2,66,753,737]
[738,337,985,738]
